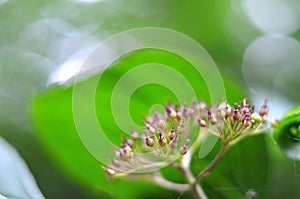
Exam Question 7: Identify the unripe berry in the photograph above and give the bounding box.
[158,133,166,147]
[168,130,176,140]
[158,138,166,147]
[146,137,154,147]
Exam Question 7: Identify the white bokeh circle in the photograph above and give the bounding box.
[243,0,300,34]
[242,34,300,119]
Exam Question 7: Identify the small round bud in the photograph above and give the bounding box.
[131,131,139,141]
[145,123,156,134]
[158,133,166,147]
[197,118,206,127]
[180,144,188,155]
[115,149,122,159]
[243,119,251,127]
[168,126,176,139]
[260,109,268,116]
[242,98,249,114]
[262,115,268,123]
[146,137,154,147]
[233,109,240,121]
[170,138,178,149]
[169,110,177,119]
[187,107,195,116]
[122,148,131,159]
[166,105,178,119]
[123,144,132,152]
[120,154,128,161]
[111,158,121,167]
[198,102,207,111]
[250,113,262,123]
[168,130,176,140]
[207,109,213,120]
[217,108,224,119]
[181,104,188,118]
[125,139,134,148]
[242,115,251,127]
[225,107,232,118]
[158,138,166,147]
[157,119,165,128]
[210,117,217,125]
[145,116,153,124]
[103,167,116,176]
[259,99,269,116]
[242,107,249,115]
[170,126,175,133]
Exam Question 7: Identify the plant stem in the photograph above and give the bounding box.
[182,151,208,199]
[152,172,189,192]
[191,184,208,199]
[193,142,228,186]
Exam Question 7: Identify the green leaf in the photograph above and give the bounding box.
[273,106,300,160]
[32,48,246,198]
[191,135,268,199]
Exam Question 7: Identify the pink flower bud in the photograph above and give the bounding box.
[131,131,139,141]
[103,167,116,176]
[197,118,206,127]
[111,158,121,167]
[170,138,178,149]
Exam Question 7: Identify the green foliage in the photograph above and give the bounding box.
[33,49,299,198]
[274,106,300,160]
[33,49,237,198]
[0,0,298,198]
[33,49,201,198]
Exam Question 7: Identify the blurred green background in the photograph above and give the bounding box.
[0,0,300,198]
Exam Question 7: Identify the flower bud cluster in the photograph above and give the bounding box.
[219,98,269,140]
[103,98,269,176]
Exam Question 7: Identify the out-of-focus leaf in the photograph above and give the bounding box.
[191,135,268,198]
[273,106,300,160]
[0,136,45,199]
